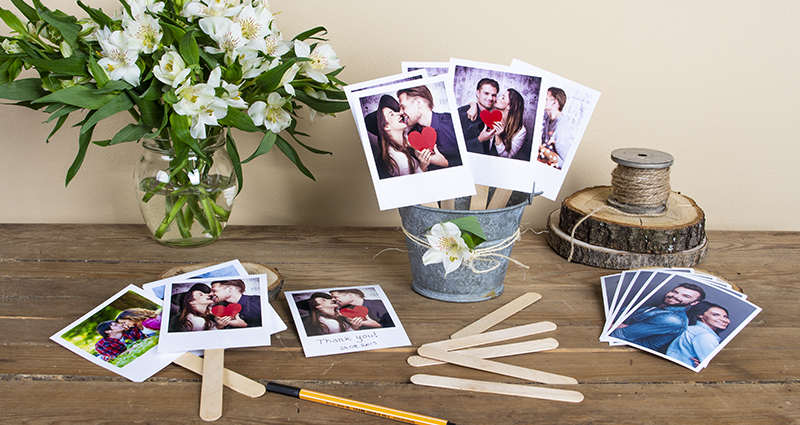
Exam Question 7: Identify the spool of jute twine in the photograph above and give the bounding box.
[568,148,676,262]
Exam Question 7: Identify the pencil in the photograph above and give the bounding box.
[266,382,456,425]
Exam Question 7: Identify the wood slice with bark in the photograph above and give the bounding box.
[158,262,284,302]
[547,209,708,269]
[559,186,705,254]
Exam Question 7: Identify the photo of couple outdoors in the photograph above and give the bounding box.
[610,282,733,368]
[364,83,462,180]
[168,279,261,333]
[59,291,162,367]
[296,288,395,337]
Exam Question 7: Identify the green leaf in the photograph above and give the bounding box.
[0,7,27,35]
[275,135,315,180]
[217,106,260,132]
[65,119,94,186]
[110,122,151,145]
[292,26,328,42]
[168,112,205,160]
[226,132,243,194]
[24,55,90,77]
[44,104,79,122]
[447,216,487,247]
[32,0,82,45]
[0,78,47,101]
[46,113,68,143]
[241,130,275,163]
[179,30,199,66]
[77,1,115,29]
[292,89,350,114]
[32,84,116,109]
[80,92,134,134]
[87,54,109,88]
[129,90,164,128]
[254,57,309,93]
[11,0,38,23]
[161,22,186,44]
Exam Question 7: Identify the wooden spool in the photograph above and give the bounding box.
[547,147,707,269]
[159,262,284,302]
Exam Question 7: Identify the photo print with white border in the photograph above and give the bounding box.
[50,285,184,382]
[285,285,411,357]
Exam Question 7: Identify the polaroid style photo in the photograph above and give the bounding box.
[349,74,476,210]
[449,58,547,193]
[142,259,248,299]
[50,285,184,382]
[142,260,286,337]
[401,61,451,77]
[510,59,601,200]
[284,285,411,357]
[345,70,428,138]
[606,273,761,372]
[157,275,273,352]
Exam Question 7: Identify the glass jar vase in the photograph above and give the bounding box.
[133,132,238,247]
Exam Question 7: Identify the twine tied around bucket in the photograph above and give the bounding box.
[402,225,529,274]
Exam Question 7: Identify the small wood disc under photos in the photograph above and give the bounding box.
[159,262,284,302]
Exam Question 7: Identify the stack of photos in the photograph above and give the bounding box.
[599,268,761,372]
[344,58,600,210]
[285,285,410,357]
[51,260,287,382]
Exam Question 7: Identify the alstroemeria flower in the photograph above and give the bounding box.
[199,16,245,61]
[173,67,229,139]
[294,40,340,83]
[303,87,329,122]
[422,222,473,276]
[247,92,291,133]
[2,39,23,54]
[153,48,191,87]
[96,27,141,86]
[123,11,163,54]
[183,0,241,20]
[235,4,273,53]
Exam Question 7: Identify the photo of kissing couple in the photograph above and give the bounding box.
[295,288,395,337]
[168,279,262,333]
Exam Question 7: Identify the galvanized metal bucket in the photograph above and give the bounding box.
[398,191,536,302]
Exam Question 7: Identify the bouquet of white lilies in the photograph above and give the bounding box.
[0,0,348,244]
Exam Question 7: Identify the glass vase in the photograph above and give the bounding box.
[134,132,238,247]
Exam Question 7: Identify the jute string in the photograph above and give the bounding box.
[401,226,529,273]
[568,164,676,262]
[610,165,671,211]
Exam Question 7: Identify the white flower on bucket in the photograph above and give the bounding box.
[422,218,486,276]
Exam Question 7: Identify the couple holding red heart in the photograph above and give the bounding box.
[300,288,395,337]
[366,84,462,179]
[458,77,528,160]
[169,279,262,333]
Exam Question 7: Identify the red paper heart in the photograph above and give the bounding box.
[211,303,242,318]
[480,110,503,128]
[407,126,437,151]
[339,305,369,319]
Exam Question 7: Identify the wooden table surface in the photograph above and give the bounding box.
[1,224,798,424]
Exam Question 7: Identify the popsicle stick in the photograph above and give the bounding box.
[411,374,584,403]
[451,292,542,339]
[428,321,556,351]
[440,199,455,209]
[420,202,440,208]
[486,188,513,210]
[173,353,266,398]
[417,345,578,385]
[199,348,225,421]
[469,185,490,210]
[408,337,558,367]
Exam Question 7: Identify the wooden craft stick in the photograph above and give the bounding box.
[469,185,490,210]
[417,345,578,385]
[408,337,559,367]
[451,292,542,339]
[428,321,557,351]
[410,374,584,403]
[440,199,455,210]
[486,188,513,210]
[173,353,266,398]
[199,348,225,421]
[420,202,440,208]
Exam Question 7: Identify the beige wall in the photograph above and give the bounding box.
[1,0,798,230]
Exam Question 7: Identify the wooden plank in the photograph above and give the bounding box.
[486,188,513,210]
[439,199,455,210]
[469,185,490,210]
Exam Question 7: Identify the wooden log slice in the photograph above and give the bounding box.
[547,209,708,270]
[158,262,284,302]
[559,186,705,254]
